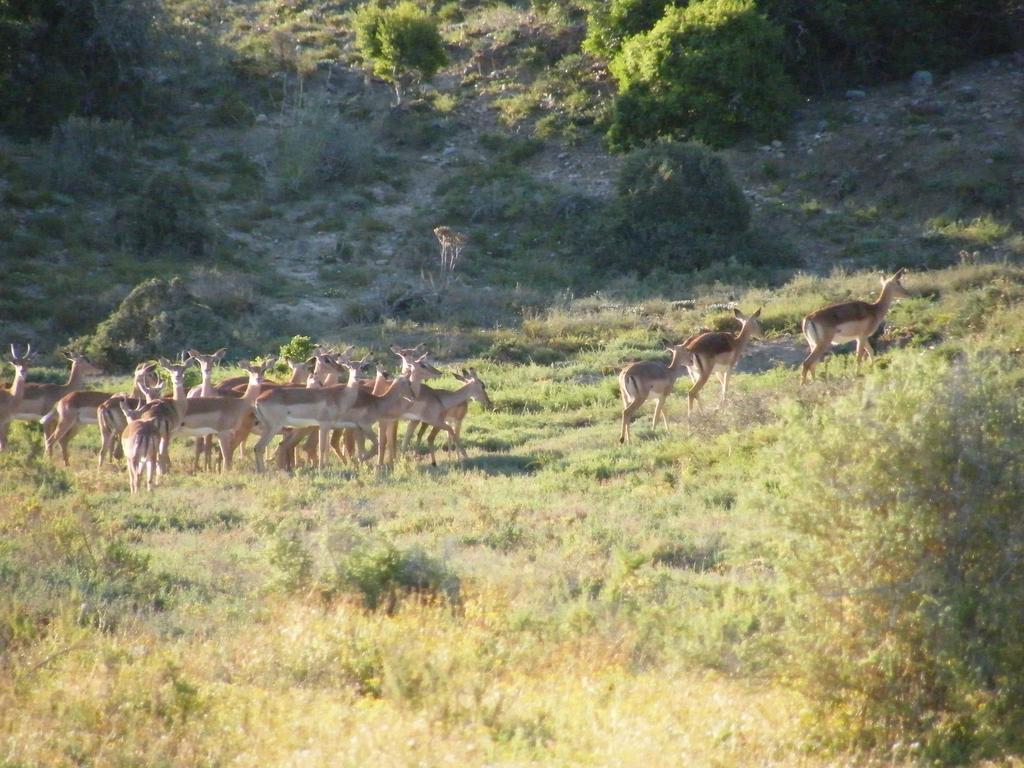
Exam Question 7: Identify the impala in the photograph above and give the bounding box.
[15,351,100,436]
[186,347,228,471]
[399,368,493,466]
[157,355,276,472]
[684,308,762,415]
[618,340,695,444]
[801,269,910,383]
[0,344,33,452]
[119,403,163,494]
[377,346,443,465]
[96,363,163,469]
[253,358,368,472]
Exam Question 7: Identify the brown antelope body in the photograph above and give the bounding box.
[618,341,695,444]
[399,369,492,466]
[96,363,163,469]
[0,345,33,451]
[119,403,163,494]
[15,352,100,436]
[684,308,762,415]
[801,269,909,383]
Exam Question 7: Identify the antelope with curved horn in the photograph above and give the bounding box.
[15,350,100,436]
[0,344,34,452]
[618,340,695,444]
[801,269,910,383]
[157,355,276,473]
[684,308,762,415]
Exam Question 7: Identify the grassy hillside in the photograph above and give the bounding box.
[3,262,1024,764]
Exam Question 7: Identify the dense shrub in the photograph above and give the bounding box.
[353,1,447,105]
[80,277,234,371]
[608,0,796,149]
[766,357,1024,761]
[596,142,757,274]
[116,171,211,257]
[583,0,676,57]
[0,0,165,136]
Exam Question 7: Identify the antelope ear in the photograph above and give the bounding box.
[238,359,249,369]
[753,307,762,318]
[892,267,906,280]
[158,357,171,367]
[733,308,743,318]
[214,348,228,359]
[304,356,317,366]
[415,353,430,363]
[187,349,201,358]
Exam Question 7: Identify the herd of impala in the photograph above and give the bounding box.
[0,269,909,492]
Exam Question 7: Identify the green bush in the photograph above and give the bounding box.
[79,277,235,371]
[353,1,447,105]
[607,0,796,149]
[274,106,381,197]
[583,0,676,57]
[333,541,459,612]
[596,142,755,274]
[116,170,211,258]
[766,356,1024,761]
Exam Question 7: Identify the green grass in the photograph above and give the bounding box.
[4,263,1024,764]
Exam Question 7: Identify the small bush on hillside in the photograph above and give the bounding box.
[583,0,676,57]
[116,171,211,258]
[766,357,1024,761]
[274,106,380,197]
[44,116,136,195]
[608,0,796,149]
[596,142,755,275]
[353,1,447,106]
[80,277,234,371]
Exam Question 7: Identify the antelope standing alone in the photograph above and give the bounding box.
[801,269,910,383]
[684,308,762,415]
[618,341,695,444]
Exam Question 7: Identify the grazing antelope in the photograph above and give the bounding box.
[119,403,163,494]
[801,269,910,383]
[684,308,762,415]
[96,363,163,469]
[618,340,695,444]
[0,344,33,451]
[14,351,100,436]
[399,368,493,466]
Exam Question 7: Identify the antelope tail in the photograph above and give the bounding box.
[619,372,640,407]
[803,317,822,347]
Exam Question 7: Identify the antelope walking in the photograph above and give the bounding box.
[684,308,762,415]
[801,269,910,383]
[618,341,695,444]
[398,368,493,466]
